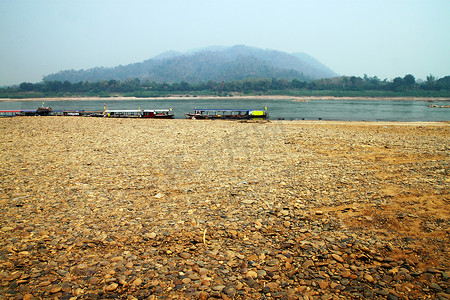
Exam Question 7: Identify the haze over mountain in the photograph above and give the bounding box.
[43,45,337,83]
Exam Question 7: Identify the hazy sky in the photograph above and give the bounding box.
[1,0,449,86]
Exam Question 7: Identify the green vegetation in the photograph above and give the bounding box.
[1,74,449,99]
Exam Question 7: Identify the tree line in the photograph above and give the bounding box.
[1,74,449,98]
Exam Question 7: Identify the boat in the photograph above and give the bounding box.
[36,106,52,116]
[12,109,51,116]
[186,108,268,120]
[104,110,143,118]
[62,110,104,117]
[16,110,38,116]
[142,109,174,119]
[104,109,174,119]
[12,104,53,116]
[0,110,21,117]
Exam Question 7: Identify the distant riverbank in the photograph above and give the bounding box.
[1,95,450,102]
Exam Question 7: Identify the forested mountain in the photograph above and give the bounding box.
[43,45,337,83]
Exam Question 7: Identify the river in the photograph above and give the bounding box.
[0,98,449,121]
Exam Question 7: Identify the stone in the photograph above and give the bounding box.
[376,289,390,296]
[212,285,225,291]
[363,289,374,298]
[145,232,157,239]
[318,281,329,289]
[180,252,192,259]
[89,277,100,285]
[430,283,442,291]
[303,259,314,268]
[341,270,351,278]
[105,283,118,291]
[182,278,191,284]
[118,278,128,286]
[265,282,279,290]
[246,270,258,278]
[49,286,62,293]
[332,254,344,263]
[223,285,236,297]
[131,278,142,286]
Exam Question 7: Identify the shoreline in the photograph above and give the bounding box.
[1,95,450,102]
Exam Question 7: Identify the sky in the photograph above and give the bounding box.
[0,0,449,86]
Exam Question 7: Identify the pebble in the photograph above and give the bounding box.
[212,285,225,291]
[89,277,100,285]
[331,254,344,263]
[105,283,118,291]
[49,286,62,293]
[131,278,142,286]
[180,252,192,259]
[303,259,314,268]
[223,285,236,297]
[318,281,329,289]
[247,270,258,278]
[364,274,375,283]
[265,282,279,290]
[430,283,442,291]
[182,278,191,284]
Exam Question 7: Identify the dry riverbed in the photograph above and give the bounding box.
[0,117,449,299]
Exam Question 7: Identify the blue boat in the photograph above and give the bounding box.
[186,108,268,120]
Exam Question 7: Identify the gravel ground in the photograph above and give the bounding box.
[0,117,449,299]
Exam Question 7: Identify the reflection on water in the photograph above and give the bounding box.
[0,98,449,121]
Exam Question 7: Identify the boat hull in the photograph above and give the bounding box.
[187,114,267,120]
[186,112,267,120]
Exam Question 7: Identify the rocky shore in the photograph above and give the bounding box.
[0,118,449,299]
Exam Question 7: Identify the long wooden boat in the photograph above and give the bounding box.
[1,108,53,117]
[142,109,174,119]
[61,110,104,117]
[104,109,174,119]
[36,107,52,116]
[0,110,21,117]
[186,109,268,120]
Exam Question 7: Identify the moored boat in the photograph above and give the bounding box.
[104,110,143,118]
[13,109,51,116]
[36,107,52,116]
[104,109,174,118]
[186,108,268,120]
[0,110,21,117]
[142,109,174,119]
[61,110,103,117]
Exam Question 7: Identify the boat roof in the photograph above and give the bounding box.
[142,109,171,112]
[107,110,142,113]
[106,109,171,112]
[194,109,260,112]
[0,110,22,112]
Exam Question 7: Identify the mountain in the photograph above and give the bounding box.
[152,50,183,60]
[292,53,338,79]
[43,45,338,83]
